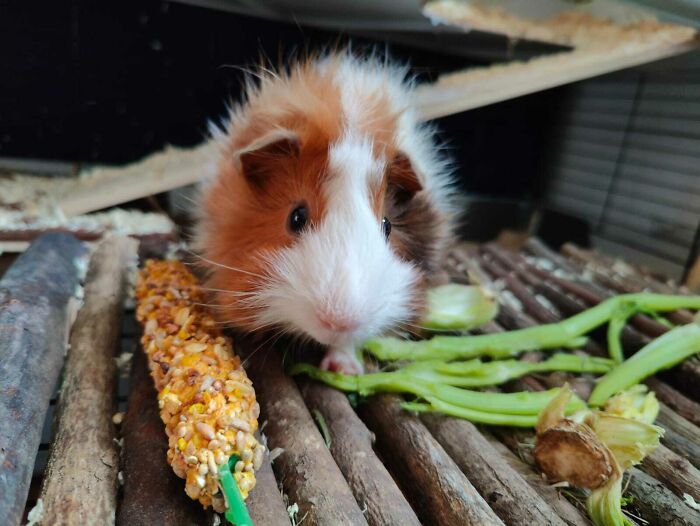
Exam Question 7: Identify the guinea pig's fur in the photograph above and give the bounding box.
[195,52,455,373]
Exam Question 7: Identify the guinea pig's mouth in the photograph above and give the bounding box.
[309,324,364,348]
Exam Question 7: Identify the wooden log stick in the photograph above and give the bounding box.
[525,238,584,274]
[657,427,700,471]
[243,344,368,526]
[478,251,558,322]
[359,394,505,526]
[480,430,592,526]
[626,467,700,526]
[38,237,137,525]
[298,380,420,526]
[561,243,692,305]
[421,413,567,526]
[0,233,87,526]
[448,244,494,286]
[641,445,700,503]
[117,348,209,526]
[664,358,700,403]
[647,384,700,438]
[245,445,291,526]
[490,244,661,344]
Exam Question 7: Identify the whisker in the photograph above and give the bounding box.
[198,286,259,297]
[186,250,267,280]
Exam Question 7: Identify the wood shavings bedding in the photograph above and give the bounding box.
[424,0,696,48]
[0,207,174,240]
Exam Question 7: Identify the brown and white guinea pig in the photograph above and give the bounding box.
[194,52,456,374]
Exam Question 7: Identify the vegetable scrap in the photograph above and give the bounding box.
[534,385,663,526]
[364,292,700,362]
[422,284,498,331]
[291,285,700,526]
[135,259,264,520]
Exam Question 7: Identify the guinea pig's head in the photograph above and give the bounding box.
[196,54,453,349]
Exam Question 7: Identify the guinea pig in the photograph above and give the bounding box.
[194,52,455,374]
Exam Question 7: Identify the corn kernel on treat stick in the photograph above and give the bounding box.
[135,259,263,515]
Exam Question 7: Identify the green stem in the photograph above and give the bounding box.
[401,400,540,427]
[290,363,586,415]
[364,294,700,362]
[589,321,700,406]
[400,353,612,387]
[607,301,639,363]
[220,456,253,526]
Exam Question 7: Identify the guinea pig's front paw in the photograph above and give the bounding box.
[319,348,364,375]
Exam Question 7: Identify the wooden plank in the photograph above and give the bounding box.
[360,394,505,526]
[38,237,137,525]
[415,37,700,120]
[0,233,87,526]
[57,143,216,219]
[243,342,368,526]
[298,380,421,526]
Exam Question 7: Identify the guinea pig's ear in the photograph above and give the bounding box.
[235,130,300,187]
[388,152,423,204]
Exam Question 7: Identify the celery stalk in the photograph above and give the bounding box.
[589,321,700,406]
[399,353,612,387]
[401,400,539,427]
[365,293,700,362]
[290,363,586,416]
[606,301,638,363]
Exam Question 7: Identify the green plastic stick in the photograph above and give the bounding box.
[364,293,700,362]
[220,455,253,526]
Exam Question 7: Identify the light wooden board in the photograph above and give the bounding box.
[415,36,700,120]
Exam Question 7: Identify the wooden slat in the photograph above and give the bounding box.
[480,430,593,526]
[421,413,568,526]
[626,468,700,525]
[0,233,87,526]
[360,394,505,526]
[38,237,137,525]
[245,446,292,526]
[243,343,368,526]
[298,380,421,526]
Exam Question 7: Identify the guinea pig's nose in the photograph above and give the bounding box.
[316,311,359,333]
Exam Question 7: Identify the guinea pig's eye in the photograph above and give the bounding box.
[382,217,391,240]
[288,205,308,234]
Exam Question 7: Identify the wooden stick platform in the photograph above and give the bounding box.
[5,234,700,525]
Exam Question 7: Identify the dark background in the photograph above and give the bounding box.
[0,0,571,238]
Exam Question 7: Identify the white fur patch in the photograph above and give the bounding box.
[252,135,418,347]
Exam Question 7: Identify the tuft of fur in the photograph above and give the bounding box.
[194,51,455,372]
